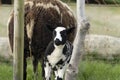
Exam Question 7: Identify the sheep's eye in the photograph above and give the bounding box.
[60,30,66,36]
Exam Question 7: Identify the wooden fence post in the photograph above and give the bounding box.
[13,0,24,80]
[65,0,90,80]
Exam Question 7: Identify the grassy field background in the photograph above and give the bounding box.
[1,59,120,80]
[0,3,120,80]
[69,3,120,37]
[0,5,13,37]
[0,4,120,37]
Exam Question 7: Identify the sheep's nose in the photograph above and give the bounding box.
[55,38,61,45]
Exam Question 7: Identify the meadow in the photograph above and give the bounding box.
[0,3,120,80]
[1,58,120,80]
[1,4,120,37]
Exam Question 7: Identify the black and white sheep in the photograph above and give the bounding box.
[43,27,73,80]
[8,0,76,80]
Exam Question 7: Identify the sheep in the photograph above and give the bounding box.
[8,0,76,80]
[43,27,73,80]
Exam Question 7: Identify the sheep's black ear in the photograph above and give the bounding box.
[66,27,75,34]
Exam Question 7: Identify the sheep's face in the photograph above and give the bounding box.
[53,27,67,46]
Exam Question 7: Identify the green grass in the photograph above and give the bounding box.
[0,62,13,80]
[26,60,43,80]
[1,59,120,80]
[77,60,120,80]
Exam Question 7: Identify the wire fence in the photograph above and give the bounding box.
[0,0,120,6]
[62,0,120,6]
[85,0,120,4]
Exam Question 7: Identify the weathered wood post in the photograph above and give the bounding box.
[65,0,90,80]
[13,0,24,80]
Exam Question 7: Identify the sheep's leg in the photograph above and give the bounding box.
[23,56,27,80]
[44,62,51,80]
[57,65,67,80]
[54,70,58,80]
[33,56,38,80]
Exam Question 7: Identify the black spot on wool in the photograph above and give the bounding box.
[56,59,64,65]
[60,30,67,44]
[57,77,62,80]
